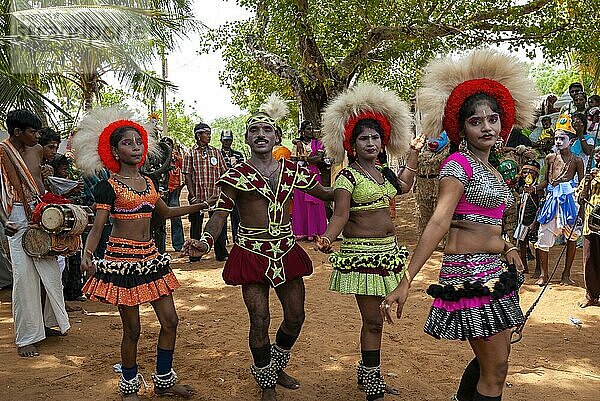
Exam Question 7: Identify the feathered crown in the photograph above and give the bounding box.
[417,49,538,144]
[321,82,412,163]
[72,107,157,176]
[246,94,290,129]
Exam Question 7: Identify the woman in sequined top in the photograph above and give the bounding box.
[382,50,537,401]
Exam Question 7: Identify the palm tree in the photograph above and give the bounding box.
[1,0,200,126]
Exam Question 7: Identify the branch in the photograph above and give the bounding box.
[334,0,555,80]
[294,0,332,85]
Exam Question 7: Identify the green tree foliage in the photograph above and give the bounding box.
[530,64,585,96]
[158,100,202,147]
[203,0,600,126]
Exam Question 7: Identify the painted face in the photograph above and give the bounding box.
[113,129,144,165]
[246,122,276,154]
[15,127,40,147]
[427,131,449,153]
[42,140,59,162]
[463,103,501,151]
[498,159,519,187]
[554,130,573,150]
[353,127,382,161]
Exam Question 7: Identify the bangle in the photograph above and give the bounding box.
[321,236,332,246]
[403,269,412,287]
[504,246,518,256]
[199,232,214,253]
[85,249,94,256]
[404,165,417,173]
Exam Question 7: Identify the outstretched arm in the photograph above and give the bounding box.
[181,185,237,257]
[381,177,463,323]
[305,183,334,201]
[155,194,216,219]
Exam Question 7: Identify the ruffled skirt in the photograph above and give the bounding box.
[329,236,408,296]
[424,253,524,340]
[83,236,180,306]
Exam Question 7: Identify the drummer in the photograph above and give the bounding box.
[578,147,600,308]
[0,109,70,358]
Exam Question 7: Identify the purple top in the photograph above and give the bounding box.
[439,152,513,226]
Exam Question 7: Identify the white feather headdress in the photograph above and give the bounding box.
[321,82,412,163]
[417,48,538,143]
[72,107,157,176]
[246,93,290,128]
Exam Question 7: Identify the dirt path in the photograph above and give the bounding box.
[1,195,599,400]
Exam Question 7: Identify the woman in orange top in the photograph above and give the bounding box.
[272,126,292,160]
[73,109,215,400]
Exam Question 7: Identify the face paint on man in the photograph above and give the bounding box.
[554,130,573,150]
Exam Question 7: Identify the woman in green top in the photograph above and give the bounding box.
[316,83,424,401]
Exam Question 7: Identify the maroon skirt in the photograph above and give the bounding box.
[223,243,313,286]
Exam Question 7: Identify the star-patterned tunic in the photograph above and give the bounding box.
[216,159,318,287]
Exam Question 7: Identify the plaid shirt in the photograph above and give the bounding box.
[182,144,227,202]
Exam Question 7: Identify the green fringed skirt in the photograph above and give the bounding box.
[328,236,408,296]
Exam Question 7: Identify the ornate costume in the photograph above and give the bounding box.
[82,176,179,305]
[321,83,413,400]
[329,166,409,296]
[417,49,537,341]
[217,159,317,287]
[424,153,523,339]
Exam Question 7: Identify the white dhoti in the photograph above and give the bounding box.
[8,204,70,348]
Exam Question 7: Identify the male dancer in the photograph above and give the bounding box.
[0,110,70,357]
[532,115,584,285]
[183,109,333,401]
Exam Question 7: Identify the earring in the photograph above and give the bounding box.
[459,138,468,153]
[114,154,119,160]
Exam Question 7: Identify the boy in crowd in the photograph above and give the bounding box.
[531,114,584,286]
[0,110,70,357]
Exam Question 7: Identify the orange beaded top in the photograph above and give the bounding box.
[93,176,160,220]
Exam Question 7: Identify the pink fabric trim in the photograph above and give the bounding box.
[454,202,506,219]
[432,292,516,312]
[440,152,473,179]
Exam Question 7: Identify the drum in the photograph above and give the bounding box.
[589,205,600,234]
[40,204,93,235]
[22,227,81,258]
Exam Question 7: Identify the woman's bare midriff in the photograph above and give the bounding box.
[110,219,152,242]
[342,208,395,238]
[445,220,506,255]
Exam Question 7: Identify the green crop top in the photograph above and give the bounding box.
[334,166,397,212]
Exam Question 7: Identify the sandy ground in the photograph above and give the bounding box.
[1,194,599,401]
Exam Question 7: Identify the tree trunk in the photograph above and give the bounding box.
[297,84,329,129]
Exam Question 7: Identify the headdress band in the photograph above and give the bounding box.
[98,119,149,173]
[443,78,515,144]
[343,111,391,153]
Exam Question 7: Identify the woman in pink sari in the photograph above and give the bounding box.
[292,120,327,240]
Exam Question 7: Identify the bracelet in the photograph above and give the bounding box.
[199,232,214,253]
[85,249,94,256]
[404,165,417,173]
[403,269,412,287]
[321,236,332,246]
[504,246,519,256]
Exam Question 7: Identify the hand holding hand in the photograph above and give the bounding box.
[181,239,208,258]
[380,283,410,324]
[314,235,333,253]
